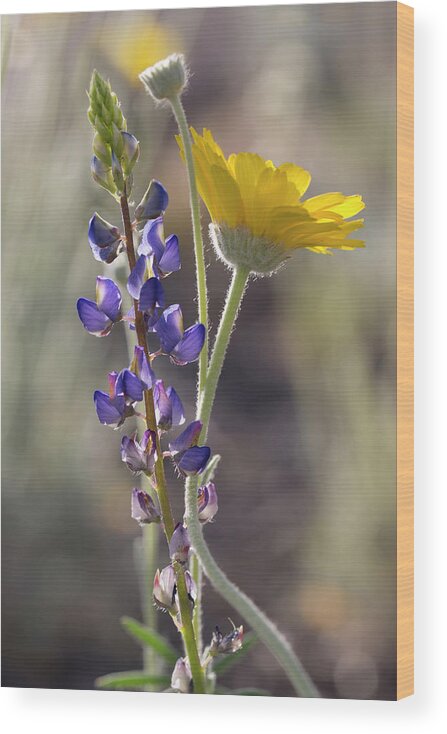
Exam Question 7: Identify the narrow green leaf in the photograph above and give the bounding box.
[213,632,257,676]
[200,454,221,484]
[120,616,178,664]
[95,671,170,691]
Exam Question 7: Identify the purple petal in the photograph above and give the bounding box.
[121,435,146,474]
[115,368,146,402]
[158,234,181,274]
[96,277,122,321]
[198,482,218,523]
[139,277,165,313]
[88,212,121,248]
[171,323,205,365]
[154,380,173,430]
[127,255,147,300]
[139,216,165,260]
[140,429,157,454]
[89,239,122,264]
[131,488,160,525]
[166,386,185,427]
[169,523,190,565]
[154,304,184,353]
[134,180,169,223]
[169,420,203,454]
[132,345,155,389]
[94,390,126,426]
[177,446,211,476]
[77,298,111,336]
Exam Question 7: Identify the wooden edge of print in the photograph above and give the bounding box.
[396,1,414,701]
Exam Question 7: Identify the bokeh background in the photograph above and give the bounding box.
[2,2,397,698]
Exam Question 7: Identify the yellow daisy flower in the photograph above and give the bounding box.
[177,128,365,274]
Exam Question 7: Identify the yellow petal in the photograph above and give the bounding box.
[230,153,268,229]
[277,162,311,197]
[207,164,244,227]
[303,193,365,219]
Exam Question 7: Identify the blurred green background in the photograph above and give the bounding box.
[1,2,397,698]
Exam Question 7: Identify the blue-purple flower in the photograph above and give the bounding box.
[198,482,218,524]
[169,523,190,565]
[153,380,185,431]
[77,276,122,337]
[169,420,210,476]
[121,430,157,475]
[154,305,205,365]
[131,488,160,525]
[139,217,181,277]
[94,371,138,428]
[171,658,191,694]
[130,345,155,388]
[88,212,122,263]
[134,180,169,224]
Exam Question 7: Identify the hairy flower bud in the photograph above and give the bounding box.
[210,223,289,276]
[139,53,188,102]
[171,657,191,693]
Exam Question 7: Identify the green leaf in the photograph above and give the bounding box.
[120,616,178,664]
[213,631,257,676]
[200,454,221,484]
[95,671,170,691]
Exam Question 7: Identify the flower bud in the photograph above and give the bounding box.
[210,624,244,656]
[90,156,117,196]
[169,523,190,565]
[153,565,177,613]
[93,132,112,166]
[171,657,191,693]
[139,53,188,102]
[197,482,218,524]
[111,123,124,158]
[134,180,169,223]
[121,132,140,176]
[131,488,160,526]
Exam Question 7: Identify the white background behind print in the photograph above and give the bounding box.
[1,0,446,732]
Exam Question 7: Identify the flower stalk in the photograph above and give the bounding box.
[119,189,206,695]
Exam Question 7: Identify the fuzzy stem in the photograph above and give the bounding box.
[185,264,319,697]
[120,192,206,694]
[198,266,250,441]
[168,94,208,396]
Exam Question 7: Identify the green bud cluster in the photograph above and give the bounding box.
[87,70,139,197]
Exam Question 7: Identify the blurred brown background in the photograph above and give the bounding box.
[2,2,397,698]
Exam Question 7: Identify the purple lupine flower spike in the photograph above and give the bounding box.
[169,523,190,565]
[171,658,192,694]
[153,565,177,612]
[88,213,122,263]
[154,379,185,431]
[154,305,205,365]
[134,180,169,224]
[131,488,160,525]
[169,421,211,476]
[197,482,219,524]
[77,276,122,337]
[139,217,181,277]
[121,430,157,475]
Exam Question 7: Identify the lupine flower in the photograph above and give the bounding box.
[198,482,218,524]
[77,276,122,337]
[177,128,365,274]
[183,570,197,607]
[134,179,169,223]
[139,216,181,277]
[154,305,205,366]
[169,421,210,476]
[130,345,155,389]
[153,565,177,612]
[90,156,116,197]
[127,254,165,312]
[94,369,143,428]
[88,213,123,264]
[171,657,192,694]
[153,379,185,431]
[121,131,140,175]
[210,624,244,656]
[169,523,190,565]
[121,430,157,475]
[131,488,160,525]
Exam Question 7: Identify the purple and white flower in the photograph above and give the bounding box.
[171,658,191,694]
[154,304,205,365]
[198,482,218,524]
[121,430,157,475]
[138,216,181,277]
[169,523,190,565]
[210,624,244,655]
[134,180,169,224]
[153,379,185,431]
[77,276,122,337]
[88,212,122,263]
[153,565,177,612]
[131,488,160,525]
[169,421,210,476]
